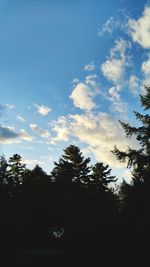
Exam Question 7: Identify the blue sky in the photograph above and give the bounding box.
[0,0,150,180]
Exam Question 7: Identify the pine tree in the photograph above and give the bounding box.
[8,154,26,186]
[91,162,117,192]
[113,85,150,184]
[0,155,9,186]
[112,85,150,248]
[51,145,90,184]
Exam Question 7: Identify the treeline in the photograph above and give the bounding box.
[0,86,150,266]
[0,147,118,250]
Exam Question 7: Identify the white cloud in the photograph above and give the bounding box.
[128,6,150,48]
[23,158,44,165]
[72,78,80,85]
[85,74,98,86]
[50,112,138,168]
[101,38,131,85]
[30,123,50,138]
[17,115,26,123]
[98,16,120,36]
[19,129,33,142]
[70,82,96,111]
[35,104,52,116]
[141,55,150,78]
[123,169,132,180]
[108,86,120,99]
[101,38,131,113]
[129,75,141,96]
[83,61,95,71]
[113,100,128,114]
[110,38,131,59]
[108,89,128,113]
[101,58,125,84]
[23,155,53,172]
[50,116,70,144]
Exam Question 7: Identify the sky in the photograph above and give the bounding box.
[0,0,150,180]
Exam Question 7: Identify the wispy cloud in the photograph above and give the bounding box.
[85,74,98,86]
[19,129,33,142]
[101,38,131,84]
[0,125,32,144]
[141,54,150,81]
[128,75,141,96]
[83,61,95,71]
[49,116,70,144]
[22,158,44,166]
[0,104,15,111]
[101,38,131,113]
[17,115,26,123]
[98,16,120,36]
[35,104,52,116]
[30,123,50,138]
[72,78,80,85]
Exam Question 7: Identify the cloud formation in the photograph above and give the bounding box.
[19,129,33,142]
[0,125,18,143]
[141,55,150,80]
[129,75,141,96]
[50,116,70,143]
[70,82,96,111]
[35,104,52,116]
[98,16,120,36]
[30,124,50,138]
[0,104,15,116]
[0,125,32,144]
[128,6,150,48]
[83,61,95,71]
[17,115,26,123]
[50,112,138,168]
[101,38,131,85]
[101,38,131,113]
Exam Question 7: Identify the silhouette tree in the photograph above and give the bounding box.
[113,85,150,181]
[8,154,26,186]
[90,162,117,192]
[112,85,150,250]
[0,155,9,187]
[51,145,90,184]
[23,164,50,187]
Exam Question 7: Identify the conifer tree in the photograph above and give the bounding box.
[112,85,150,243]
[91,162,117,192]
[8,154,26,186]
[0,155,9,186]
[51,145,90,184]
[113,85,150,184]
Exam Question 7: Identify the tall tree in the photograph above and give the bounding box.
[51,145,90,184]
[91,162,117,192]
[8,154,26,186]
[112,85,150,183]
[112,85,150,248]
[0,155,9,187]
